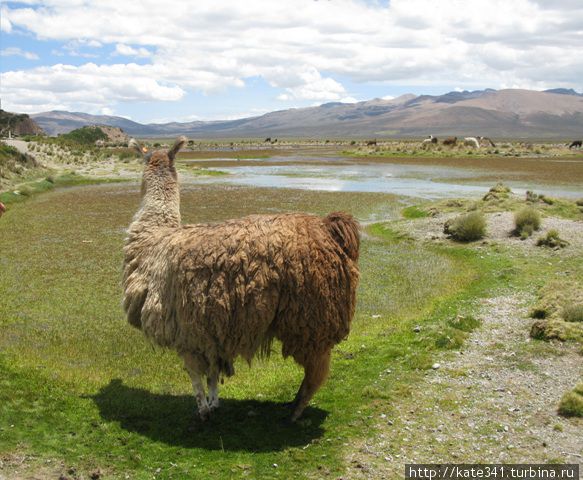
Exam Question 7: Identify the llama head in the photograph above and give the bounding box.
[129,136,187,196]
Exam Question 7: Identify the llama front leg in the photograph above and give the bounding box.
[290,348,331,422]
[207,372,220,411]
[182,352,211,421]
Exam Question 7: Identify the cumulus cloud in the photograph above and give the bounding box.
[1,63,185,113]
[1,0,583,114]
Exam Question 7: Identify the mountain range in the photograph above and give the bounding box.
[31,88,583,139]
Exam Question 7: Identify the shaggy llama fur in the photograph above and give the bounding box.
[123,137,360,421]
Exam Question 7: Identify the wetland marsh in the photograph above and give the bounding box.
[1,143,582,479]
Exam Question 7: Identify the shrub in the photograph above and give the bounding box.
[59,126,108,145]
[526,190,539,202]
[558,383,583,417]
[563,304,583,323]
[536,229,568,249]
[444,211,486,242]
[514,207,541,237]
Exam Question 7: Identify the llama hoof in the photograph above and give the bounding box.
[208,401,219,412]
[198,406,211,421]
[289,410,303,423]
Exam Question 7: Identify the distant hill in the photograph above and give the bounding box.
[31,88,583,139]
[0,110,44,136]
[57,125,128,145]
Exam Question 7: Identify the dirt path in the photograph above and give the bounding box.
[3,139,30,154]
[345,293,583,479]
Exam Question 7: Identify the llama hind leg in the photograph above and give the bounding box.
[182,352,211,421]
[207,372,220,411]
[290,348,331,422]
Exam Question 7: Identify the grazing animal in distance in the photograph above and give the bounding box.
[122,137,360,422]
[422,135,438,145]
[478,136,496,148]
[569,140,582,149]
[443,136,457,146]
[464,137,480,149]
[366,139,377,146]
[264,137,271,143]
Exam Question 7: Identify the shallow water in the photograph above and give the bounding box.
[184,156,583,200]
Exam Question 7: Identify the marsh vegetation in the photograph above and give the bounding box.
[0,139,582,479]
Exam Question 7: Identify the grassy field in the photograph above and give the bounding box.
[1,142,582,479]
[0,181,507,480]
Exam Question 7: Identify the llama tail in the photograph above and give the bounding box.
[324,212,360,261]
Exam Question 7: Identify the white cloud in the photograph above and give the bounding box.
[0,9,12,32]
[2,0,583,114]
[1,47,39,60]
[114,43,151,58]
[1,63,185,113]
[275,67,348,101]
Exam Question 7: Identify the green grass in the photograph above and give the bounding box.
[402,205,429,219]
[180,166,229,176]
[0,183,501,479]
[563,304,583,323]
[0,173,130,205]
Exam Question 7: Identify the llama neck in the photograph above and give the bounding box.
[129,180,181,234]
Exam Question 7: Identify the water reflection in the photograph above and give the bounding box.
[183,158,583,200]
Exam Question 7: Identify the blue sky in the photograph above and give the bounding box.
[1,0,582,123]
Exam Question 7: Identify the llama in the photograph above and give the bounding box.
[464,137,480,149]
[478,136,496,148]
[123,137,360,422]
[366,139,377,146]
[422,135,438,145]
[443,136,457,146]
[0,201,5,217]
[569,140,582,149]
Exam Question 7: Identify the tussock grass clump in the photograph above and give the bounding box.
[530,319,583,343]
[526,190,539,202]
[529,281,583,343]
[513,207,541,238]
[483,183,511,201]
[444,211,486,242]
[530,281,583,320]
[536,229,568,249]
[558,383,583,417]
[563,304,583,323]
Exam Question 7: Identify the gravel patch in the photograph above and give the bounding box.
[345,293,583,478]
[402,211,583,250]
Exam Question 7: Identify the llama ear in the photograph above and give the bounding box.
[129,138,149,161]
[168,136,187,161]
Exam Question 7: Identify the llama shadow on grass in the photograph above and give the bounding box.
[92,379,328,452]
